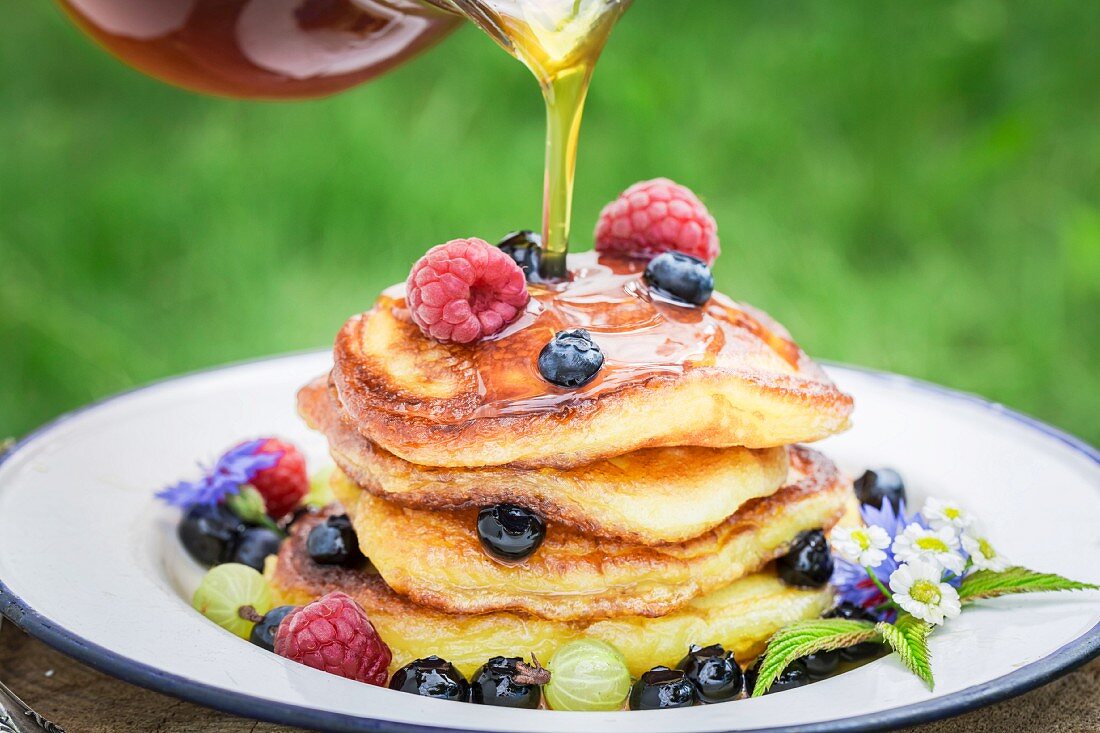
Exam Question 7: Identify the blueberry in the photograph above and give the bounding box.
[743,659,759,696]
[744,658,810,695]
[825,603,886,660]
[470,656,547,708]
[477,504,546,562]
[839,641,886,661]
[766,661,809,694]
[497,230,542,281]
[537,329,604,388]
[178,503,245,567]
[643,251,714,306]
[306,514,364,566]
[248,605,297,652]
[777,529,834,588]
[825,602,879,623]
[801,650,839,679]
[629,666,696,710]
[676,644,743,703]
[854,468,906,511]
[231,527,284,572]
[390,656,469,701]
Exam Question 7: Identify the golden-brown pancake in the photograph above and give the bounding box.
[333,445,851,620]
[331,252,853,469]
[299,378,789,545]
[266,511,834,677]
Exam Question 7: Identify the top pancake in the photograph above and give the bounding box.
[332,251,853,468]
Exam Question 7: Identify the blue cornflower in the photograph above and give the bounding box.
[831,499,930,619]
[156,439,282,508]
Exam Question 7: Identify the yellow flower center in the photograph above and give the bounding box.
[910,580,942,605]
[852,530,871,550]
[915,536,949,553]
[944,507,961,520]
[978,538,996,559]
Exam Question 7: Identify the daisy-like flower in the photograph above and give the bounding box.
[156,439,282,508]
[832,525,892,568]
[962,531,1010,572]
[892,523,966,574]
[922,497,976,533]
[889,559,962,625]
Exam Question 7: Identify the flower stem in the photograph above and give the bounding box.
[865,566,901,609]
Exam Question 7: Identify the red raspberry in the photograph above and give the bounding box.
[406,238,529,344]
[249,438,308,518]
[274,592,392,686]
[595,178,720,264]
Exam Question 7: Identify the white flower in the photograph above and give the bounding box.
[962,531,1010,572]
[832,525,891,568]
[892,523,966,574]
[889,560,962,625]
[923,497,976,533]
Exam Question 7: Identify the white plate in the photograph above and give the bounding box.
[0,352,1097,733]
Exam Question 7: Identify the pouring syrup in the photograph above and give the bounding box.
[436,0,632,280]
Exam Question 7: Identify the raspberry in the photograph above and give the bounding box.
[406,238,530,344]
[249,438,308,519]
[274,592,392,686]
[595,178,720,265]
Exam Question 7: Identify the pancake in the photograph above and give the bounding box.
[333,445,851,620]
[299,378,789,545]
[266,511,834,677]
[331,251,853,469]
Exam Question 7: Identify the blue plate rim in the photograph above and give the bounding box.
[0,351,1097,733]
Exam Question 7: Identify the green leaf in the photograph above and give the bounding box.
[959,567,1098,603]
[750,619,879,697]
[876,613,934,689]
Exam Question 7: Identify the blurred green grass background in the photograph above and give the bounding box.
[2,1,1098,443]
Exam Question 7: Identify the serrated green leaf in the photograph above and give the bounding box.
[876,613,934,689]
[751,619,878,697]
[959,567,1098,603]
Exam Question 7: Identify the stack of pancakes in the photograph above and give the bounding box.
[268,253,856,677]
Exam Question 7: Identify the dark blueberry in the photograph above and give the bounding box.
[743,659,760,696]
[801,650,840,679]
[497,230,542,281]
[676,644,743,703]
[744,658,810,695]
[825,602,879,623]
[854,468,907,511]
[477,504,546,562]
[537,329,604,388]
[231,527,284,572]
[469,656,546,708]
[777,529,834,588]
[825,603,886,660]
[306,514,364,566]
[643,251,714,306]
[765,661,809,694]
[178,503,245,567]
[389,656,469,702]
[248,605,297,652]
[629,666,696,710]
[839,641,886,661]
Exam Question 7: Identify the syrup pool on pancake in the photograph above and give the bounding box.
[388,250,808,419]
